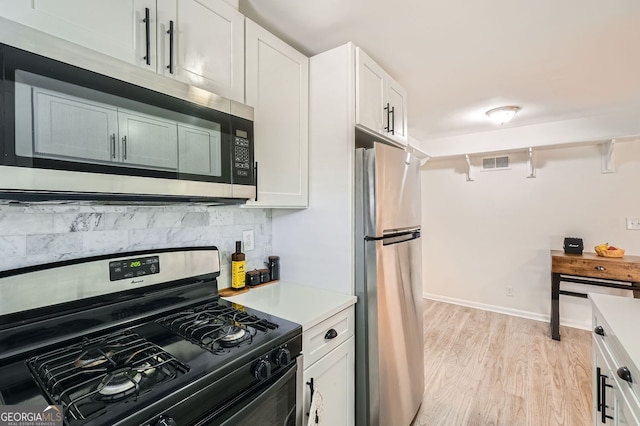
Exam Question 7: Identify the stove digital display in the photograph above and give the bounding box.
[109,256,160,281]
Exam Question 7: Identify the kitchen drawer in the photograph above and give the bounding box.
[552,253,640,282]
[303,307,354,368]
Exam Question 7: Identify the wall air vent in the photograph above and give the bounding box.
[482,155,510,171]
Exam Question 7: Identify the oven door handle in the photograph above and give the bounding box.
[195,360,298,426]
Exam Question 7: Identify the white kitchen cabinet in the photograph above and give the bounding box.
[591,294,640,426]
[0,0,154,66]
[355,47,408,146]
[244,19,309,208]
[177,124,222,176]
[219,282,357,426]
[117,110,178,170]
[173,0,244,102]
[302,308,355,426]
[0,0,244,102]
[304,337,354,426]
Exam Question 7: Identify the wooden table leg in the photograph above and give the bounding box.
[633,283,640,299]
[551,272,561,340]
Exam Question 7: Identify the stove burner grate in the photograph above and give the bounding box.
[26,330,188,423]
[156,302,278,353]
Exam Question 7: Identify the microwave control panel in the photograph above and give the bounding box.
[231,124,253,185]
[233,134,251,177]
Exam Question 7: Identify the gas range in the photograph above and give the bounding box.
[0,247,302,426]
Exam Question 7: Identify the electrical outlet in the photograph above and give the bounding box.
[627,217,640,230]
[506,287,514,297]
[242,230,255,251]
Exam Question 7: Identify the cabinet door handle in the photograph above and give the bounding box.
[143,8,151,66]
[324,329,338,340]
[595,265,606,271]
[601,374,614,423]
[110,133,116,159]
[596,367,603,413]
[254,161,258,202]
[617,366,633,383]
[383,102,390,133]
[594,325,605,336]
[166,20,174,74]
[122,136,127,160]
[390,106,395,135]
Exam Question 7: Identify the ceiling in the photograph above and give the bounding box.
[240,0,640,144]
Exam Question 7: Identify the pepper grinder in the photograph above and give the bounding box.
[267,256,280,281]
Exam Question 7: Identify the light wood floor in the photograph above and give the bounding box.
[411,300,592,426]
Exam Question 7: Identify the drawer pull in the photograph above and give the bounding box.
[594,325,605,336]
[324,329,338,340]
[617,366,633,383]
[595,266,607,271]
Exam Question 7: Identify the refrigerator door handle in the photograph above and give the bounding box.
[365,230,420,245]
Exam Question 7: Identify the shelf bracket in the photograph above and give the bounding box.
[465,155,473,182]
[526,147,536,178]
[601,139,616,174]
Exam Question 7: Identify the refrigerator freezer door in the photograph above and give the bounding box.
[365,234,424,426]
[363,142,421,237]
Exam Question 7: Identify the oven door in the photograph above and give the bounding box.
[196,356,301,426]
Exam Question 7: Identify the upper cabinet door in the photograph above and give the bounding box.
[0,0,155,67]
[244,19,309,208]
[356,48,386,135]
[117,110,178,170]
[155,0,178,78]
[355,47,408,146]
[174,0,245,102]
[386,77,408,144]
[31,88,119,163]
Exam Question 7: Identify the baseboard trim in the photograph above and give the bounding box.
[422,293,591,331]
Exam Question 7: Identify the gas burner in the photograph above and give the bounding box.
[73,348,114,369]
[97,369,142,400]
[26,330,188,422]
[156,302,278,354]
[218,326,248,348]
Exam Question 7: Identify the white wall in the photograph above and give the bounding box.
[421,141,640,329]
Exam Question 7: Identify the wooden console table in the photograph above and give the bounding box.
[550,250,640,340]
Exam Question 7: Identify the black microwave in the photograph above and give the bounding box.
[0,43,255,203]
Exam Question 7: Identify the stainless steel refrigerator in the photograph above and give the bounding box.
[355,141,424,426]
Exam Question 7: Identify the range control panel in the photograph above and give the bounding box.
[233,129,251,178]
[109,256,160,281]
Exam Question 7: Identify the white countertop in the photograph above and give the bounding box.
[590,293,640,368]
[222,281,357,330]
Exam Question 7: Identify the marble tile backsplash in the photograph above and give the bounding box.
[0,203,272,289]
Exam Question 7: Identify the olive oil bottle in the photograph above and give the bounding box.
[231,241,246,290]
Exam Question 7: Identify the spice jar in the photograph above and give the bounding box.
[258,268,270,283]
[246,270,261,286]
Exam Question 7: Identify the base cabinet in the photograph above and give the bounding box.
[301,307,355,426]
[303,337,354,426]
[591,298,640,426]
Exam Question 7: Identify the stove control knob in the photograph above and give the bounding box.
[155,416,177,426]
[274,347,291,366]
[253,359,272,381]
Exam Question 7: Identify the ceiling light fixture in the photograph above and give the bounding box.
[486,106,520,125]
